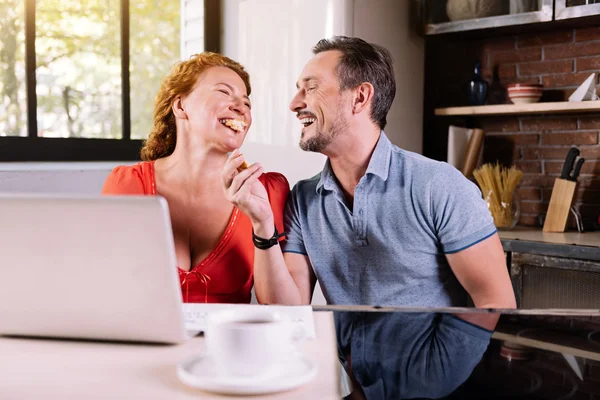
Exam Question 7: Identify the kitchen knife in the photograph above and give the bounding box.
[560,147,580,180]
[569,157,585,181]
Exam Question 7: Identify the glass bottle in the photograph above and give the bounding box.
[468,61,488,106]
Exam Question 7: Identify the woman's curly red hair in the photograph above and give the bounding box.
[140,52,251,161]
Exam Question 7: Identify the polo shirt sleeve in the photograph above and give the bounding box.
[429,163,497,254]
[281,184,308,255]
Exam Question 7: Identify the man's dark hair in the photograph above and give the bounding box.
[312,36,395,130]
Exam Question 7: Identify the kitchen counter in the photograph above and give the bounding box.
[499,227,600,262]
[497,228,600,308]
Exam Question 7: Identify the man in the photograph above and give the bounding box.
[222,36,515,330]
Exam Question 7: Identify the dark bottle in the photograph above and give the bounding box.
[468,61,488,106]
[487,65,506,105]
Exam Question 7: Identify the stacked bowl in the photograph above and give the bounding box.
[507,83,543,104]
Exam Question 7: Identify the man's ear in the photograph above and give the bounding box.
[172,96,187,119]
[352,82,375,115]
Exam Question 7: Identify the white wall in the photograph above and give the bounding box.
[221,0,356,186]
[353,0,424,153]
[181,0,205,59]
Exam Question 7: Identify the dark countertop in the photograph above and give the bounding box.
[499,228,600,261]
[318,307,600,399]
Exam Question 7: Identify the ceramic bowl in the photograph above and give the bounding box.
[507,83,543,104]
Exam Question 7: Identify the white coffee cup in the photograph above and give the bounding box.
[204,308,305,378]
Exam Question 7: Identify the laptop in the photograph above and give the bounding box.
[0,194,191,344]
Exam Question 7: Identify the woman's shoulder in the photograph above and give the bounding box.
[260,172,290,193]
[102,161,154,195]
[259,172,289,233]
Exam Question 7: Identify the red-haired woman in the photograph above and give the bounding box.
[102,52,289,304]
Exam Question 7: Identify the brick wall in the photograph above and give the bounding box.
[424,27,600,229]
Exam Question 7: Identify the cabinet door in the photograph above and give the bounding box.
[555,0,600,20]
[511,252,600,309]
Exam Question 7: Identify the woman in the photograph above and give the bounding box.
[102,52,289,303]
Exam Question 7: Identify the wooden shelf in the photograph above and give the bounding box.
[424,8,552,36]
[435,100,600,116]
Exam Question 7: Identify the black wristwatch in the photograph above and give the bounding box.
[252,225,285,250]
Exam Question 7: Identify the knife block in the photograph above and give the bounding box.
[543,178,577,232]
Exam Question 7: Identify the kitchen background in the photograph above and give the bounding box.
[423,0,600,230]
[0,0,423,306]
[0,0,423,192]
[6,0,598,231]
[1,0,599,308]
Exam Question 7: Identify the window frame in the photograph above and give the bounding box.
[1,0,217,162]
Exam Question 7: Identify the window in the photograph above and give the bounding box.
[0,0,186,161]
[0,0,27,138]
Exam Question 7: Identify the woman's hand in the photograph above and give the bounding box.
[222,150,274,233]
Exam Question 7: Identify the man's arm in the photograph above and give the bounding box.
[445,232,516,331]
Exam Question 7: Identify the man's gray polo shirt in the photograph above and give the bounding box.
[282,131,497,306]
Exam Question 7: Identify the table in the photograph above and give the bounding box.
[0,312,340,399]
[316,307,600,399]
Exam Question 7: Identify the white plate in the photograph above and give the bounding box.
[177,352,318,396]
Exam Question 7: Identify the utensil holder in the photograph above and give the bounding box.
[543,178,577,232]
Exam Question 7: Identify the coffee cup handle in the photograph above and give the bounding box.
[289,321,308,342]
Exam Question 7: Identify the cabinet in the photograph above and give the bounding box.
[510,252,600,308]
[500,230,600,308]
[419,0,600,35]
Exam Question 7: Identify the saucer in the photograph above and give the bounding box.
[177,352,318,395]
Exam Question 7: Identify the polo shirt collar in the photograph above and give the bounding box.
[316,131,392,194]
[365,131,392,181]
[316,159,336,194]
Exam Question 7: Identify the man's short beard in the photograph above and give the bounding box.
[300,131,333,152]
[299,114,348,153]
